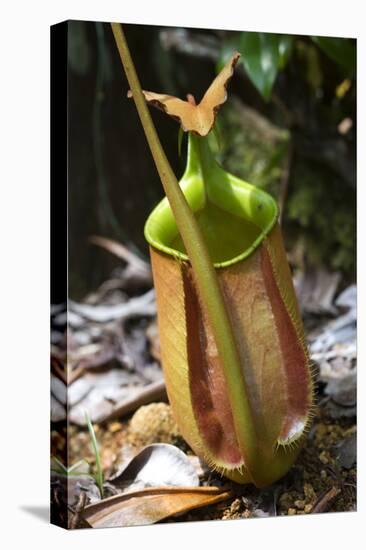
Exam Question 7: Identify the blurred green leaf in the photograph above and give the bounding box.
[237,33,293,101]
[278,35,293,69]
[216,37,241,72]
[296,41,323,90]
[311,36,356,75]
[239,33,279,100]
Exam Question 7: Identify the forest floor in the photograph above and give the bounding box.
[51,238,356,528]
[66,401,356,522]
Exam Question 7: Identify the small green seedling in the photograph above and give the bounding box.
[84,410,104,498]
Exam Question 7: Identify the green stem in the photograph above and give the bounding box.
[85,411,104,498]
[110,23,259,481]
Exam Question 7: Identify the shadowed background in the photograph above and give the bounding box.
[67,21,356,298]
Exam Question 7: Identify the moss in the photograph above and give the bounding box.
[215,98,290,198]
[215,98,355,278]
[286,160,355,277]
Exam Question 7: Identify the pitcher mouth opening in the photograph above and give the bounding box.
[144,172,278,268]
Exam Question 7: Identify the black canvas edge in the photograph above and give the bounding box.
[50,20,69,529]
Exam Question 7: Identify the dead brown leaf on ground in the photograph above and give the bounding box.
[82,486,233,528]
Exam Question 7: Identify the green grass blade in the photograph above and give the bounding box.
[84,410,104,498]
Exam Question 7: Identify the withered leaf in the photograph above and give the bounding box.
[109,443,199,491]
[69,289,156,323]
[82,486,232,528]
[128,52,240,136]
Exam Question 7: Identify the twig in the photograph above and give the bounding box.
[69,289,156,323]
[102,380,167,423]
[89,235,151,276]
[310,486,341,514]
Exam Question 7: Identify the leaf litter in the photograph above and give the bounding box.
[82,486,233,528]
[109,443,200,492]
[51,240,356,527]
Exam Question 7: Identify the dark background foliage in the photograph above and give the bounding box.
[67,21,356,298]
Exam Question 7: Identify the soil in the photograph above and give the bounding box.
[62,398,356,524]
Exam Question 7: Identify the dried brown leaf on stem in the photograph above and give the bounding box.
[128,52,240,136]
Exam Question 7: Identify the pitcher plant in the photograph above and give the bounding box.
[111,23,315,488]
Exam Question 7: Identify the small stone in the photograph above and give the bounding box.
[344,425,356,437]
[304,483,316,502]
[109,421,122,433]
[252,509,270,518]
[230,499,241,514]
[127,402,181,448]
[335,434,357,469]
[294,499,305,509]
[319,451,329,464]
[279,492,291,506]
[304,504,313,513]
[288,508,297,516]
[316,423,327,439]
[242,496,252,509]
